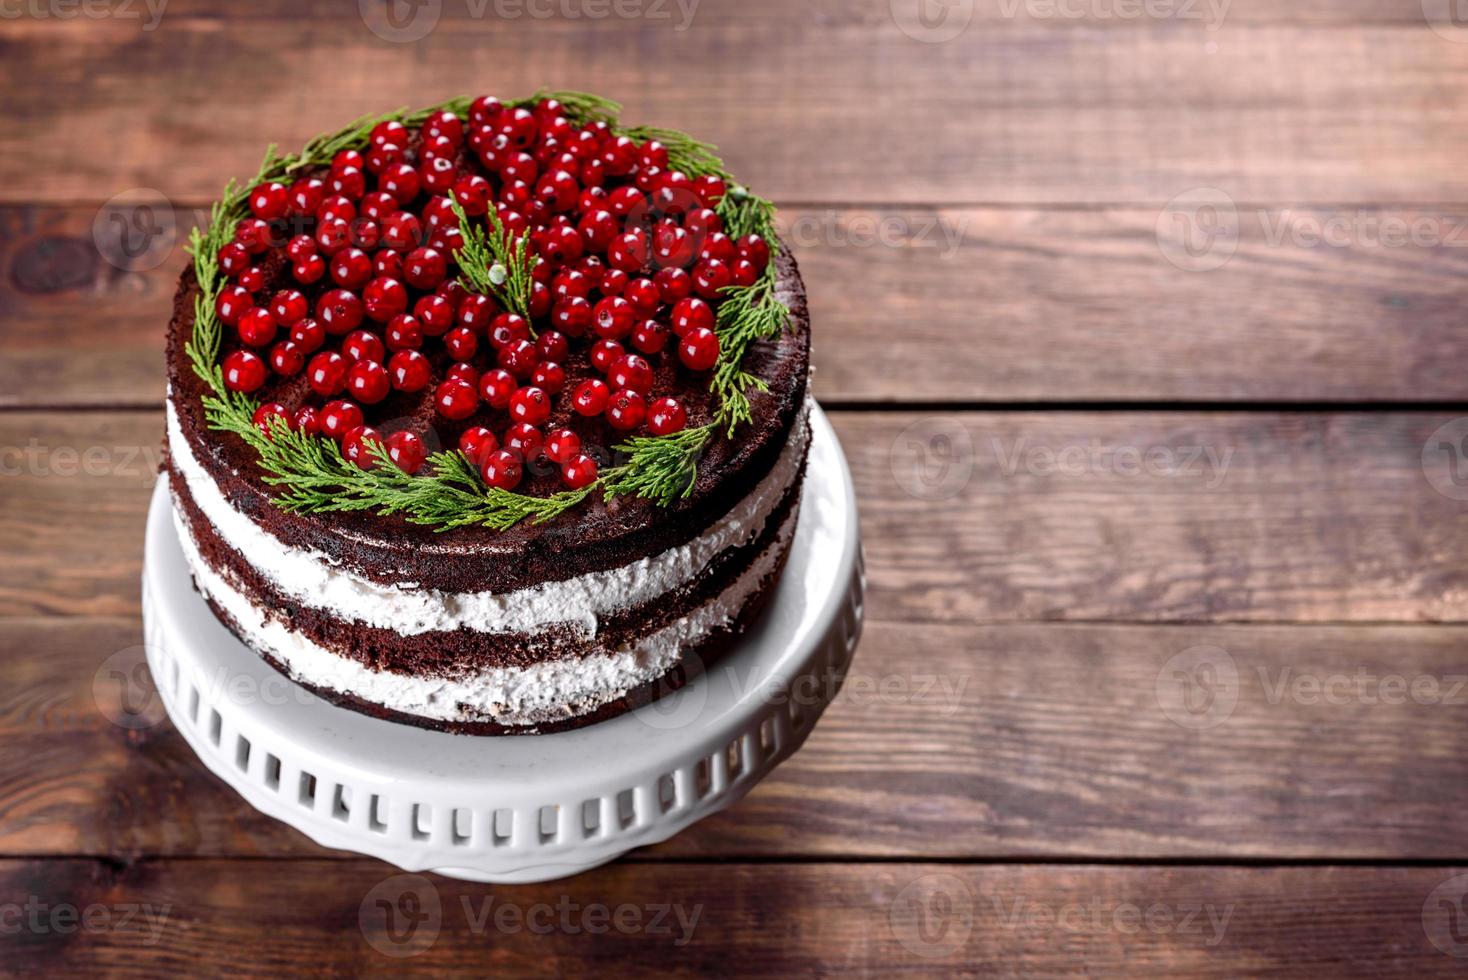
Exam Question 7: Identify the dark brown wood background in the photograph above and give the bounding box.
[5,0,1468,975]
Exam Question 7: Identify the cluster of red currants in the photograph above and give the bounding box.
[214,96,772,493]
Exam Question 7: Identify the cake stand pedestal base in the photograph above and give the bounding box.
[140,404,863,883]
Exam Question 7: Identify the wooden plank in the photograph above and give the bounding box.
[4,410,1467,624]
[1,859,1465,976]
[9,204,1468,408]
[9,616,1468,860]
[4,18,1468,205]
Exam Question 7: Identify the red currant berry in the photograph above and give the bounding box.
[373,250,403,282]
[237,307,277,347]
[380,162,421,204]
[238,265,269,293]
[379,211,422,252]
[252,402,291,437]
[363,277,408,322]
[342,425,384,469]
[444,363,477,388]
[608,230,651,273]
[655,266,692,303]
[637,139,669,169]
[270,289,308,326]
[293,405,322,436]
[215,285,252,327]
[631,319,670,355]
[386,431,427,475]
[544,428,581,465]
[457,294,497,333]
[332,149,365,173]
[605,389,647,431]
[316,217,352,255]
[529,280,551,318]
[692,174,727,207]
[480,449,522,490]
[316,289,365,335]
[420,154,458,195]
[286,234,317,261]
[737,233,771,270]
[498,338,540,379]
[698,232,737,266]
[592,296,635,341]
[685,207,722,240]
[535,168,579,212]
[370,119,409,148]
[561,454,599,489]
[218,241,250,276]
[249,181,288,220]
[508,386,551,426]
[269,340,306,377]
[365,141,404,176]
[307,351,350,396]
[652,223,695,268]
[444,326,478,362]
[222,350,267,392]
[402,246,447,290]
[317,195,356,225]
[670,296,714,337]
[360,191,398,222]
[692,258,732,298]
[414,294,455,337]
[384,314,423,351]
[234,217,271,254]
[572,378,610,416]
[608,353,654,394]
[347,358,390,404]
[487,313,530,350]
[289,317,325,352]
[458,426,499,466]
[330,248,372,289]
[293,254,327,285]
[730,258,759,287]
[329,165,367,200]
[550,296,593,336]
[502,422,543,460]
[288,177,326,216]
[478,368,517,409]
[590,339,624,373]
[534,223,584,265]
[647,396,688,436]
[577,208,618,250]
[679,326,721,371]
[435,378,479,420]
[343,329,386,363]
[531,360,565,394]
[606,185,645,216]
[599,267,629,296]
[388,350,432,392]
[320,399,364,439]
[623,277,660,315]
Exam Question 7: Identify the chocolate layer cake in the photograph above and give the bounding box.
[164,93,812,734]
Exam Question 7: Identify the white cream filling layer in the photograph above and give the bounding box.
[173,499,798,727]
[166,396,810,638]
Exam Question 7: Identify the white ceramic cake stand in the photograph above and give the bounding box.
[140,405,862,883]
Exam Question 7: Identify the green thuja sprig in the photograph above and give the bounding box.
[449,196,534,323]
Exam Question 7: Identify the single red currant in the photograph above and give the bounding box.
[508,385,551,426]
[457,293,497,333]
[380,162,422,204]
[608,353,654,394]
[382,211,423,252]
[293,405,322,436]
[498,338,540,379]
[420,154,458,195]
[388,350,432,392]
[316,289,365,335]
[269,289,308,326]
[288,177,326,216]
[363,277,409,322]
[679,326,721,371]
[237,307,277,347]
[330,247,372,289]
[655,266,692,303]
[434,378,479,420]
[307,351,350,396]
[386,431,427,475]
[217,241,250,276]
[693,174,727,207]
[572,378,610,416]
[320,399,364,439]
[606,185,645,217]
[249,181,288,220]
[384,314,423,351]
[697,231,737,265]
[444,326,478,362]
[347,358,390,404]
[343,329,386,363]
[222,350,267,392]
[403,246,447,290]
[342,425,385,469]
[289,317,325,352]
[293,254,327,285]
[544,428,581,465]
[631,318,670,355]
[647,396,688,435]
[590,339,624,373]
[286,234,317,261]
[670,296,714,337]
[459,426,499,466]
[252,402,291,437]
[478,368,517,409]
[502,422,543,461]
[269,340,306,377]
[234,216,271,254]
[480,449,522,490]
[592,295,635,341]
[360,191,398,222]
[561,454,598,489]
[692,258,732,298]
[238,266,269,293]
[215,285,253,327]
[550,296,593,337]
[737,233,771,270]
[414,294,455,337]
[447,362,480,386]
[730,258,759,287]
[624,277,660,315]
[607,230,651,273]
[531,360,565,394]
[605,389,647,431]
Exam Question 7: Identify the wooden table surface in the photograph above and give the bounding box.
[5,1,1468,975]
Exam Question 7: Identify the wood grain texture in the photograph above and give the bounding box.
[2,859,1465,977]
[5,15,1468,205]
[5,410,1466,624]
[8,616,1468,861]
[9,204,1468,408]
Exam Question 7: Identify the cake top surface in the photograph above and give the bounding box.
[168,91,810,567]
